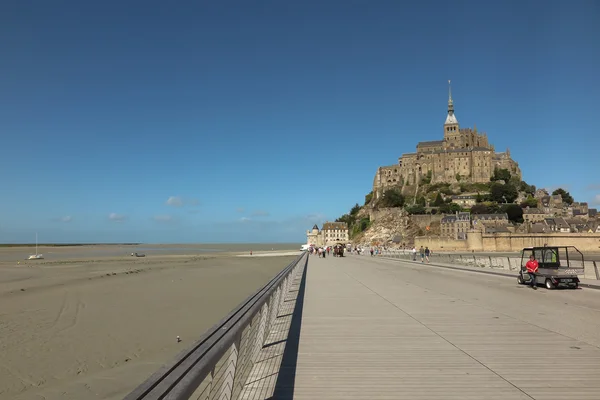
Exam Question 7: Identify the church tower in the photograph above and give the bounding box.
[443,80,461,148]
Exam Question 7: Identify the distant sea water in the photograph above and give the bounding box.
[0,243,302,262]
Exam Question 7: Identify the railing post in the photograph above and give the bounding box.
[255,303,269,353]
[196,369,214,400]
[269,287,281,326]
[215,333,242,400]
[507,257,512,271]
[282,275,290,297]
[489,256,493,268]
[594,261,600,280]
[279,278,289,308]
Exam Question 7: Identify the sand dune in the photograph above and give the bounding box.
[0,253,296,400]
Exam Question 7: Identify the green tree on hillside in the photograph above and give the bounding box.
[439,203,462,213]
[491,167,512,182]
[489,182,518,203]
[518,180,536,195]
[336,214,355,227]
[421,170,432,185]
[380,189,405,208]
[501,204,524,223]
[551,188,574,205]
[364,191,373,205]
[406,204,426,215]
[350,203,361,216]
[433,193,444,206]
[358,217,370,231]
[520,196,538,208]
[470,204,490,214]
[475,192,491,203]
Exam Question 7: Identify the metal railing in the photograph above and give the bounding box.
[380,250,522,271]
[124,252,307,400]
[378,249,598,279]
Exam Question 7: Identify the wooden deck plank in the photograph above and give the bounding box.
[289,254,600,400]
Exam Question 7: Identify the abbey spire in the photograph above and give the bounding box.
[445,80,458,125]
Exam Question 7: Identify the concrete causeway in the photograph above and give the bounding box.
[271,253,600,400]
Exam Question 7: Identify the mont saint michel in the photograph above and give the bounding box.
[372,83,521,199]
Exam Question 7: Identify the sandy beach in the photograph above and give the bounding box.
[0,248,299,400]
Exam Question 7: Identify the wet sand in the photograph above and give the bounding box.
[0,251,298,400]
[0,243,301,262]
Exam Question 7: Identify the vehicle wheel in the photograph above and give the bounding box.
[572,283,579,289]
[545,279,555,290]
[517,275,524,284]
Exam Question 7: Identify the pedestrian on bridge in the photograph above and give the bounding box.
[526,254,539,290]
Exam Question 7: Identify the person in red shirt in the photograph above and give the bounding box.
[525,254,539,289]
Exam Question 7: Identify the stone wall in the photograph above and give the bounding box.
[410,214,443,229]
[414,236,469,251]
[481,233,600,252]
[416,231,600,252]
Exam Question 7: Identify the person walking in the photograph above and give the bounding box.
[424,247,430,263]
[526,254,539,289]
[412,246,417,261]
[419,246,425,263]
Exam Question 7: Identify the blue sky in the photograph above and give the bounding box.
[1,1,598,244]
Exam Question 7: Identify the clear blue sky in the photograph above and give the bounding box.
[1,1,598,244]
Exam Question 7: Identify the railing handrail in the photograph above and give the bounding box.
[124,252,307,400]
[378,249,592,278]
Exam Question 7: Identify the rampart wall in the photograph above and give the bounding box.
[415,231,600,252]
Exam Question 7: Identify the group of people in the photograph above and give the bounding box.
[308,245,346,258]
[411,246,431,263]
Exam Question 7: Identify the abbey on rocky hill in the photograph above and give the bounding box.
[373,82,521,200]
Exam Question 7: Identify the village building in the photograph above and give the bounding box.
[472,213,509,229]
[306,222,350,247]
[544,217,571,233]
[440,212,471,240]
[450,194,478,208]
[522,207,549,223]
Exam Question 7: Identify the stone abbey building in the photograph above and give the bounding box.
[373,84,521,199]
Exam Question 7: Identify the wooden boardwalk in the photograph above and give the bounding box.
[284,254,600,400]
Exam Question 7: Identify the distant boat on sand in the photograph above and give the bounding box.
[27,233,44,260]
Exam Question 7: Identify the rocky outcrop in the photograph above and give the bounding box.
[354,207,442,248]
[354,208,412,247]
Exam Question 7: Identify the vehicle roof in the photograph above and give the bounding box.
[522,246,562,250]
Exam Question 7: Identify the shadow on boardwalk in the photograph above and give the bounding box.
[267,260,308,400]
